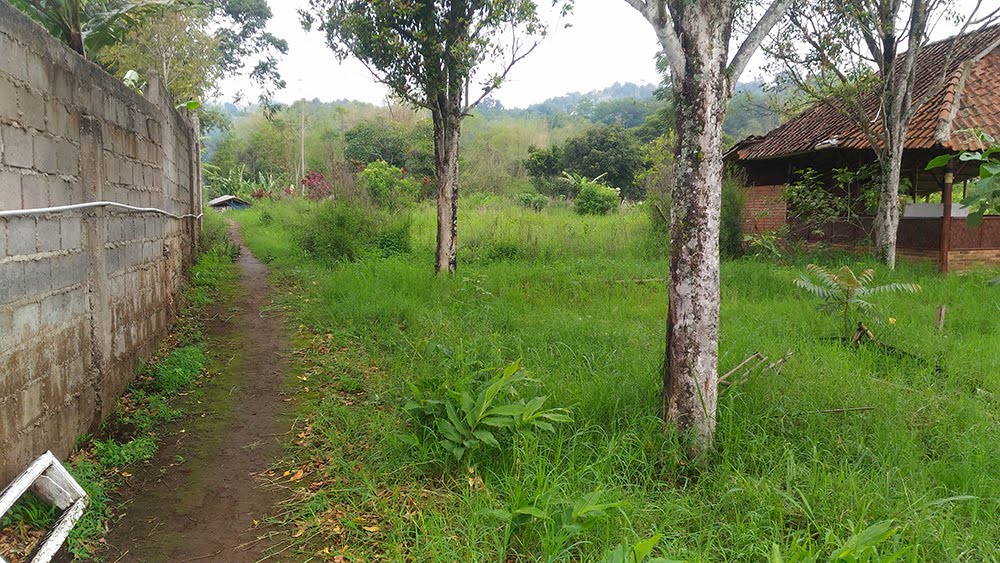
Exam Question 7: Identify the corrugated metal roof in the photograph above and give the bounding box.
[733,25,1000,161]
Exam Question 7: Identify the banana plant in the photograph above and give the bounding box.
[794,264,920,341]
[11,0,199,58]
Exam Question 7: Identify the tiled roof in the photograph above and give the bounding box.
[733,25,1000,161]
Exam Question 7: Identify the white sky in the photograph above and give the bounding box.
[215,0,985,109]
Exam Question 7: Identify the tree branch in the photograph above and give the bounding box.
[729,0,794,84]
[623,0,684,78]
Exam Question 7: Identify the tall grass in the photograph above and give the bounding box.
[237,198,1000,561]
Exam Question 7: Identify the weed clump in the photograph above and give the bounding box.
[298,200,412,262]
[152,346,205,393]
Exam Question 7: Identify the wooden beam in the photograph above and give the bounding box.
[941,162,955,273]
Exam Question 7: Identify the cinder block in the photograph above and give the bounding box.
[0,76,17,117]
[60,216,81,250]
[50,251,86,288]
[55,140,78,175]
[0,260,24,305]
[2,125,33,168]
[22,258,51,293]
[17,86,45,130]
[26,53,51,94]
[20,174,47,209]
[6,216,35,255]
[46,175,73,207]
[0,31,28,82]
[12,302,40,343]
[0,170,22,211]
[35,217,60,253]
[19,380,45,428]
[32,134,57,174]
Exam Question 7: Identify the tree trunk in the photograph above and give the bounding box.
[873,140,904,269]
[433,112,460,273]
[664,2,731,457]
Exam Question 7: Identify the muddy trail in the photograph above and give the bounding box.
[98,224,292,562]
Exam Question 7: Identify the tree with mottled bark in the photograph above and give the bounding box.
[623,0,793,456]
[300,0,558,273]
[765,0,1000,268]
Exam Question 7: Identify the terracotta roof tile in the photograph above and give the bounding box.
[735,25,1000,160]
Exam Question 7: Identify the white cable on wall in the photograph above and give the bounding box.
[0,201,203,220]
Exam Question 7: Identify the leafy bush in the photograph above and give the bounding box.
[152,346,205,393]
[573,176,620,216]
[403,359,571,463]
[298,200,412,262]
[301,170,332,201]
[514,191,549,211]
[562,124,647,200]
[358,160,421,208]
[298,201,375,262]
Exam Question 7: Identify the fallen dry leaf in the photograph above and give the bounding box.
[289,469,305,481]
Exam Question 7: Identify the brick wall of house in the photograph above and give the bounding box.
[742,184,787,235]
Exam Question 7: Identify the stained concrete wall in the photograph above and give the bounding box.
[0,1,200,483]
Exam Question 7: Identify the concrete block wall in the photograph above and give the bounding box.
[0,1,200,484]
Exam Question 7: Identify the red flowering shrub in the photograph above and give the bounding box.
[302,170,333,201]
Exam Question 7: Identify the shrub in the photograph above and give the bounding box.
[298,201,375,262]
[573,176,620,216]
[358,160,421,208]
[301,170,332,201]
[403,359,571,463]
[298,200,412,262]
[514,191,549,211]
[721,168,748,258]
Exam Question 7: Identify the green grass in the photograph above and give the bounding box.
[236,198,1000,561]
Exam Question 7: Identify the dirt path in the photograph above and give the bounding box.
[99,224,291,562]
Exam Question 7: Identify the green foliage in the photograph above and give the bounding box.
[513,191,549,211]
[297,200,412,262]
[235,199,1000,560]
[10,0,192,57]
[772,520,912,562]
[721,168,748,258]
[403,359,571,463]
[0,492,57,530]
[744,228,785,258]
[603,534,677,563]
[97,6,221,104]
[344,119,434,178]
[573,175,620,216]
[300,0,549,110]
[794,264,921,340]
[562,124,647,200]
[783,165,880,242]
[358,160,421,209]
[152,346,205,393]
[65,457,111,559]
[926,130,1000,227]
[92,435,158,467]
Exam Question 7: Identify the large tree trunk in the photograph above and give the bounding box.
[433,112,460,273]
[664,2,732,456]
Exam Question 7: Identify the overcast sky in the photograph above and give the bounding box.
[215,0,985,109]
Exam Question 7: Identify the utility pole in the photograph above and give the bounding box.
[297,77,306,197]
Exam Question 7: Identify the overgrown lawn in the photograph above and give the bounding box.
[238,198,1000,561]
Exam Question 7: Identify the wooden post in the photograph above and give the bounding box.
[940,162,954,273]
